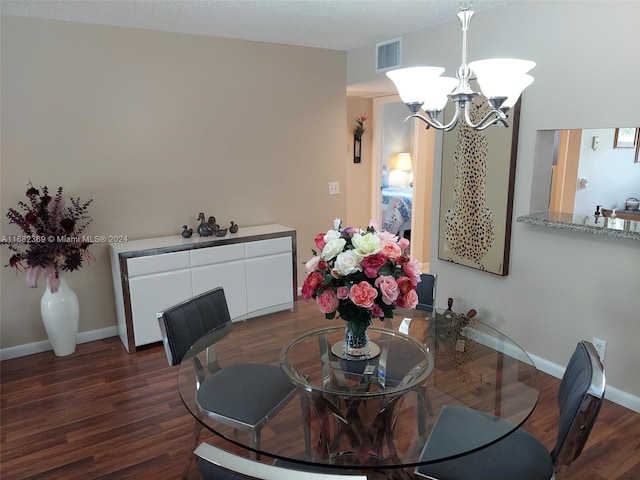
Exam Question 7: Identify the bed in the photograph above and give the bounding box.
[381,186,413,236]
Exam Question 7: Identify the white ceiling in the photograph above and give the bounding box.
[0,0,509,51]
[0,0,509,97]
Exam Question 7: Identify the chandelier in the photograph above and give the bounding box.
[386,2,535,131]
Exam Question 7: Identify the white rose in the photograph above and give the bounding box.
[351,232,381,256]
[333,218,342,230]
[321,238,347,261]
[332,250,363,277]
[324,229,341,243]
[305,255,321,274]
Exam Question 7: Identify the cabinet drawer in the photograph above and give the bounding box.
[127,251,190,278]
[190,243,245,267]
[246,252,294,312]
[245,237,291,258]
[129,269,193,346]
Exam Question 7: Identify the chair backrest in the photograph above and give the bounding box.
[157,287,232,366]
[194,442,368,480]
[415,273,436,312]
[551,340,606,469]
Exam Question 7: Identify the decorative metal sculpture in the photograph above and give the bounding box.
[181,225,193,238]
[197,212,213,237]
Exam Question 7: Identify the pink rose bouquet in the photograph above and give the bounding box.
[302,219,421,335]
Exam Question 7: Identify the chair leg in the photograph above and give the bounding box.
[301,393,312,457]
[249,429,261,461]
[182,419,202,479]
[423,386,434,416]
[417,386,433,441]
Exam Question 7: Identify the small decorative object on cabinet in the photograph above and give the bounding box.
[2,182,93,356]
[110,224,297,352]
[215,228,228,237]
[207,216,219,232]
[229,221,239,233]
[181,225,193,238]
[197,212,213,237]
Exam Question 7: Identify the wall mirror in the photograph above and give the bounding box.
[540,127,640,216]
[522,126,640,241]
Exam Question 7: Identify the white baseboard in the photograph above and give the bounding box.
[462,329,640,414]
[528,353,640,414]
[0,326,119,361]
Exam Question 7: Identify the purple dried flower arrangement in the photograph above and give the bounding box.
[2,182,93,292]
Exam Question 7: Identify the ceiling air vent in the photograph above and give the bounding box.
[376,37,402,72]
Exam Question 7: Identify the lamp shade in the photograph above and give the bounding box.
[501,74,535,109]
[386,67,445,104]
[469,58,535,100]
[469,58,535,77]
[421,76,459,111]
[396,153,412,171]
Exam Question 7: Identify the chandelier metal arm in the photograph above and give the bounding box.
[403,101,463,131]
[463,105,509,131]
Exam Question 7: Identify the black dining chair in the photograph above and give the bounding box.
[157,287,298,479]
[415,272,436,312]
[195,442,368,480]
[414,340,606,480]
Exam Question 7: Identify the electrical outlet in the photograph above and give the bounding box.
[592,338,606,361]
[328,181,340,195]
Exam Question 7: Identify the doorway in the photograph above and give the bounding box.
[372,95,435,271]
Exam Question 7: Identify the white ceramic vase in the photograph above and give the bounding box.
[40,275,79,356]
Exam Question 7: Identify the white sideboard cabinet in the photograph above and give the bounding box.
[110,224,296,352]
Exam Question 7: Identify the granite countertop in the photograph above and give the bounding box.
[517,211,640,242]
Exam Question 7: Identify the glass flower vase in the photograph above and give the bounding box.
[343,320,371,357]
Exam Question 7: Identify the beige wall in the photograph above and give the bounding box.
[345,97,373,230]
[348,1,640,406]
[0,15,347,350]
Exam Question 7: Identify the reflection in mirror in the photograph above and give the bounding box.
[521,127,640,241]
[547,127,640,217]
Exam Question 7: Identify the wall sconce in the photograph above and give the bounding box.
[352,114,367,163]
[354,136,362,163]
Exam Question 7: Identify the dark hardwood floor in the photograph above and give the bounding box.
[1,302,639,479]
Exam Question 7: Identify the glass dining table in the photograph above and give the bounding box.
[177,303,540,478]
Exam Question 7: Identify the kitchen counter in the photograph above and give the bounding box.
[517,211,640,241]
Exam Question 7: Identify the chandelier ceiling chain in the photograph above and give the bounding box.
[386,2,535,132]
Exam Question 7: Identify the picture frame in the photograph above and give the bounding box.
[437,94,520,276]
[613,127,638,149]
